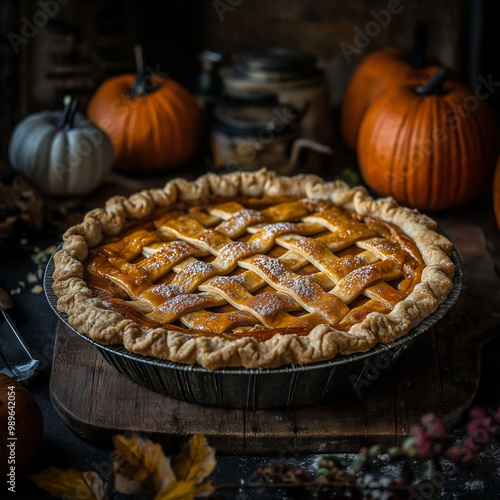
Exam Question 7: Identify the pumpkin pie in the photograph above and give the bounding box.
[51,169,455,370]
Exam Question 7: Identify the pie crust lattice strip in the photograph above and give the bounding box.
[52,169,455,370]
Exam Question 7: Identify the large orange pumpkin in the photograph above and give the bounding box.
[494,156,500,228]
[341,24,441,150]
[357,68,500,211]
[1,374,44,477]
[87,45,205,173]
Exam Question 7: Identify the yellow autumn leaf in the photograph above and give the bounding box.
[29,467,108,500]
[155,479,213,500]
[113,433,176,496]
[172,434,216,485]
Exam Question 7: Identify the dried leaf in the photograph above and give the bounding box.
[155,480,213,500]
[113,433,176,496]
[29,467,108,500]
[172,434,217,485]
[0,172,44,233]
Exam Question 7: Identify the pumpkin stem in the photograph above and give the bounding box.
[57,95,78,130]
[132,44,158,97]
[407,22,428,68]
[416,67,449,96]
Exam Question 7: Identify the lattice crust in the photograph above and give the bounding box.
[52,169,455,370]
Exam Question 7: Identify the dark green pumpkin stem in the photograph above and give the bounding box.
[131,44,157,97]
[57,95,77,130]
[407,22,428,68]
[416,67,449,96]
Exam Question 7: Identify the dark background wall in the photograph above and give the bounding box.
[0,0,498,162]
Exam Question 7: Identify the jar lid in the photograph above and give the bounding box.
[233,47,318,82]
[213,100,299,137]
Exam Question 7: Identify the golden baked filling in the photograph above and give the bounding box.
[52,170,455,370]
[84,195,424,341]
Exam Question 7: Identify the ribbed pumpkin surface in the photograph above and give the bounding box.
[357,80,500,211]
[87,75,204,172]
[341,47,440,151]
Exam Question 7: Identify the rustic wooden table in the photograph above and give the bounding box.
[2,158,500,499]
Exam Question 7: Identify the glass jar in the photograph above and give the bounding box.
[210,97,301,174]
[220,47,335,149]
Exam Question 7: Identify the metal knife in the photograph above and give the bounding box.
[0,285,40,382]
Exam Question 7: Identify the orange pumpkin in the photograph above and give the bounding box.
[1,374,44,477]
[341,24,441,150]
[87,45,205,173]
[494,156,500,228]
[357,68,500,211]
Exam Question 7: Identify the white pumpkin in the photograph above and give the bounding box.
[8,96,114,197]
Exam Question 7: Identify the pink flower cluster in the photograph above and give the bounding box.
[408,407,500,467]
[448,408,500,467]
[409,412,451,460]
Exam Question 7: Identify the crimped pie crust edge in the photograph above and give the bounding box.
[51,168,455,370]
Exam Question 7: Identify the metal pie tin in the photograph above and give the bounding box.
[44,244,463,409]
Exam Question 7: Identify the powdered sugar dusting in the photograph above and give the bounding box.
[248,291,294,317]
[208,274,248,288]
[141,256,164,273]
[159,293,206,314]
[250,255,288,280]
[248,292,282,317]
[171,261,215,289]
[216,208,264,237]
[163,240,193,257]
[293,236,325,260]
[179,260,213,275]
[263,222,295,237]
[349,264,377,281]
[218,241,256,261]
[285,275,319,300]
[233,208,265,224]
[148,282,184,299]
